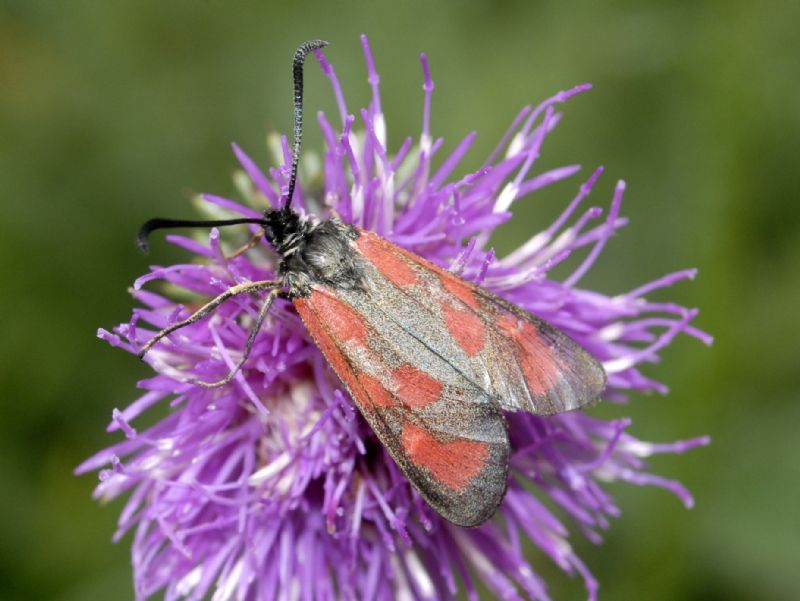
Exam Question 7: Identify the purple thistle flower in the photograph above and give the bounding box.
[78,35,711,601]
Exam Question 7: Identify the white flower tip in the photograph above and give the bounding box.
[175,565,203,596]
[374,113,387,146]
[506,132,526,158]
[248,452,293,486]
[290,379,316,408]
[420,133,432,153]
[602,357,634,373]
[597,322,625,342]
[406,551,435,598]
[621,440,655,457]
[212,559,244,601]
[494,182,518,213]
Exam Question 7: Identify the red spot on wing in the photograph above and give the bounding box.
[294,295,369,409]
[361,373,395,408]
[439,275,481,310]
[354,230,485,319]
[389,238,482,311]
[295,295,394,414]
[401,422,489,491]
[497,314,521,337]
[393,364,442,409]
[356,233,418,286]
[301,291,368,346]
[498,314,559,396]
[441,302,486,357]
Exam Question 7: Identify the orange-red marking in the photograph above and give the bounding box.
[498,314,558,396]
[439,275,481,310]
[393,364,442,409]
[441,302,485,357]
[301,291,368,347]
[401,422,489,491]
[294,295,369,412]
[356,233,418,286]
[360,373,395,408]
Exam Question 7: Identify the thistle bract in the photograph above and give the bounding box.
[79,35,710,601]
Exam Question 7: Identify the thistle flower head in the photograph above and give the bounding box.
[78,36,711,601]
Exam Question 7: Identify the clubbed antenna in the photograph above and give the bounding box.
[286,39,329,209]
[136,217,267,254]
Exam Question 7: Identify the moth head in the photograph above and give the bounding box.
[261,207,308,256]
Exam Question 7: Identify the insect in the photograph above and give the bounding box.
[136,40,606,527]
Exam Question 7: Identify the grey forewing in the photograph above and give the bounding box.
[279,221,489,406]
[285,222,603,414]
[342,259,502,402]
[293,226,502,404]
[343,238,604,415]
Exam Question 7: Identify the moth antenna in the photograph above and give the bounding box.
[286,39,329,210]
[136,217,267,254]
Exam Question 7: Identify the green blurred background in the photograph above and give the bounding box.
[1,1,798,599]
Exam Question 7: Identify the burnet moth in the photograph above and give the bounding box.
[136,40,607,527]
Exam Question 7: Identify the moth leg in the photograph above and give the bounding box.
[138,279,280,358]
[193,287,279,388]
[227,227,265,260]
